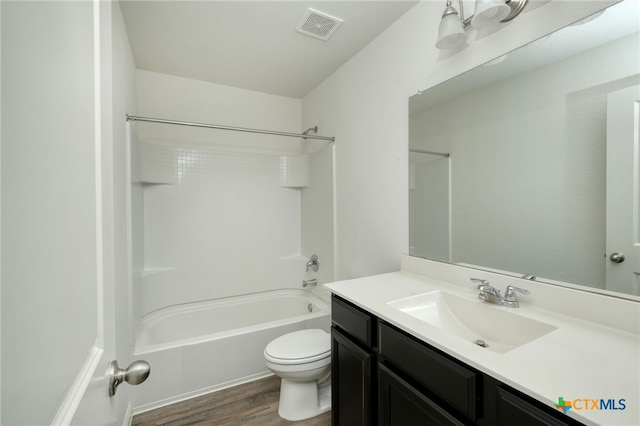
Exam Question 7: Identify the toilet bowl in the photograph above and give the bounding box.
[264,329,331,421]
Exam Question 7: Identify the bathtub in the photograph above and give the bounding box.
[131,289,331,413]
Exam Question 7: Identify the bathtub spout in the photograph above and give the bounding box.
[303,279,317,288]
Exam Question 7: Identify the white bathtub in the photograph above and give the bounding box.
[131,289,331,413]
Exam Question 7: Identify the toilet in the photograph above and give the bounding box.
[264,329,331,421]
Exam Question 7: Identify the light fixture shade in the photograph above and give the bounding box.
[436,13,467,49]
[471,0,511,28]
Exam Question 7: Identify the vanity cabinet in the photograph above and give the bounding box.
[331,295,585,426]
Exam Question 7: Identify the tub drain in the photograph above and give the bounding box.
[474,339,489,348]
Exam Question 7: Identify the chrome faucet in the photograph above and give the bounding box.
[471,278,503,304]
[306,254,319,272]
[470,278,530,308]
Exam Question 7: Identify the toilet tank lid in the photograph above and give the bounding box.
[265,329,330,360]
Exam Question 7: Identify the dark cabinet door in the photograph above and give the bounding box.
[496,387,584,426]
[378,322,477,422]
[379,364,466,426]
[331,326,374,426]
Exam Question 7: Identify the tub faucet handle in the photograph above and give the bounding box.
[306,254,319,272]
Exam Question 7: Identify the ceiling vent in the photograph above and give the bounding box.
[295,8,343,41]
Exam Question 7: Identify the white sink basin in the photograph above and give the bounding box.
[388,291,557,354]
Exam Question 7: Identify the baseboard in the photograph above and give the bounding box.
[123,402,133,426]
[49,347,103,425]
[131,371,274,416]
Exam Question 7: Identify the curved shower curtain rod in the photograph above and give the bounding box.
[126,114,335,142]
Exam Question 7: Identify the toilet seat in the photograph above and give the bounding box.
[264,329,330,365]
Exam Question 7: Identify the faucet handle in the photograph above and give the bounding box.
[470,278,490,289]
[504,285,530,298]
[503,285,530,307]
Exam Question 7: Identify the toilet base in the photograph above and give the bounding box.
[277,378,331,421]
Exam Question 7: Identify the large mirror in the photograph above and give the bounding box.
[409,0,640,298]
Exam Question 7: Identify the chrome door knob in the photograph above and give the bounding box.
[108,360,150,397]
[609,252,625,263]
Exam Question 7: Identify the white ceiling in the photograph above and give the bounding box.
[119,1,419,99]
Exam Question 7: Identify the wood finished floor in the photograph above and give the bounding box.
[132,375,332,426]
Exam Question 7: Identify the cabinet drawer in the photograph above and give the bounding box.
[331,295,374,347]
[379,322,478,422]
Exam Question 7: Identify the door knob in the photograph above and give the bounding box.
[108,360,150,397]
[609,252,625,263]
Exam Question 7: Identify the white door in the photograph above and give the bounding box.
[606,85,640,296]
[2,1,133,424]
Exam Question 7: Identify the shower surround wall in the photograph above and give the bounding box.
[137,142,307,315]
[133,70,333,319]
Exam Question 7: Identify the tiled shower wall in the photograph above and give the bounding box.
[134,141,320,317]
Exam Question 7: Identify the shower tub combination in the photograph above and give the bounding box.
[131,288,330,413]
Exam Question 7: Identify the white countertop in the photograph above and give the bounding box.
[325,262,640,426]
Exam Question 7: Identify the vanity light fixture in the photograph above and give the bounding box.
[436,0,528,49]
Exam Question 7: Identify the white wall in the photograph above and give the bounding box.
[301,145,335,299]
[302,0,619,281]
[136,70,303,155]
[1,2,98,424]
